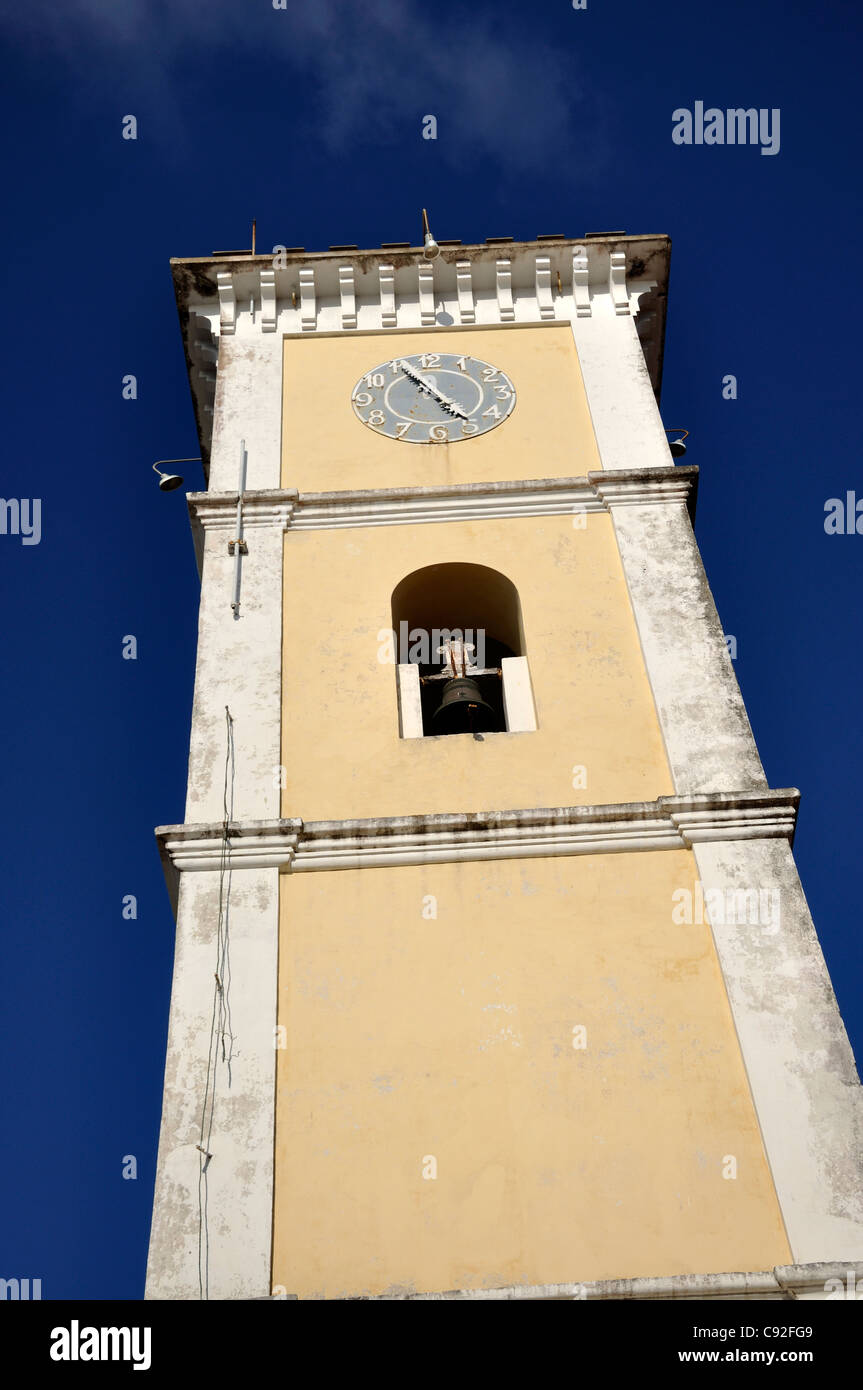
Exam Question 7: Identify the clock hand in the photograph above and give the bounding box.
[398,360,468,420]
[399,359,463,414]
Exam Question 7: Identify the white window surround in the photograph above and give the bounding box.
[396,656,536,739]
[397,663,423,739]
[501,656,537,732]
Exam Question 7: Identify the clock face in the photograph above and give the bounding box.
[351,352,516,443]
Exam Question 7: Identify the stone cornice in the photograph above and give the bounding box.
[346,1261,858,1302]
[187,466,698,535]
[173,235,669,349]
[589,467,698,512]
[156,789,799,875]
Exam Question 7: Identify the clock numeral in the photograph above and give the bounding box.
[481,367,499,383]
[455,356,469,371]
[365,410,386,427]
[394,422,412,439]
[389,360,402,374]
[354,391,373,407]
[481,404,502,421]
[461,420,479,435]
[419,353,441,369]
[495,386,512,401]
[429,425,448,442]
[364,372,385,388]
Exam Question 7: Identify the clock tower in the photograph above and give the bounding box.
[148,228,863,1300]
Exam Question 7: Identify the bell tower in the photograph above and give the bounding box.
[147,227,863,1301]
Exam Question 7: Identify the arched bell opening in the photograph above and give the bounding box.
[390,563,535,739]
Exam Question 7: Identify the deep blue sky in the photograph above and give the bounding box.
[1,0,861,1300]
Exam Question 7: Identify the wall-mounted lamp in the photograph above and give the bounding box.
[421,208,440,261]
[152,457,201,492]
[664,428,689,459]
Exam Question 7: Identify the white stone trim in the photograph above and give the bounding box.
[592,470,694,509]
[379,264,396,328]
[338,264,357,330]
[299,267,315,331]
[496,258,515,321]
[456,260,475,324]
[572,247,591,317]
[570,310,672,474]
[187,467,696,535]
[347,1262,862,1302]
[671,804,797,842]
[208,335,284,493]
[694,837,863,1265]
[259,269,276,333]
[175,240,665,363]
[605,496,767,794]
[501,655,537,732]
[418,261,435,326]
[396,663,423,739]
[145,865,279,1300]
[183,524,284,824]
[156,790,800,877]
[216,271,236,335]
[609,249,630,314]
[535,256,555,320]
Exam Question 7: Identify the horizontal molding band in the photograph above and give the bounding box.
[187,467,697,534]
[156,789,799,874]
[343,1261,858,1303]
[191,239,668,342]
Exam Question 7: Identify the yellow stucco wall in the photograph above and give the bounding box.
[281,512,674,821]
[272,850,791,1299]
[273,322,788,1297]
[281,323,601,492]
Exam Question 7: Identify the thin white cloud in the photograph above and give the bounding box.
[3,0,591,170]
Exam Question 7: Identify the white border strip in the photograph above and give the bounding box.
[157,790,799,876]
[341,1261,859,1302]
[188,468,696,534]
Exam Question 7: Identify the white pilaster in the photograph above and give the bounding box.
[570,306,671,472]
[208,336,283,493]
[596,488,767,793]
[146,865,279,1300]
[184,524,283,822]
[693,836,863,1263]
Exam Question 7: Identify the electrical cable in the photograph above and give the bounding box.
[197,705,236,1299]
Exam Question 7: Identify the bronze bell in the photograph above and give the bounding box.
[432,676,497,734]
